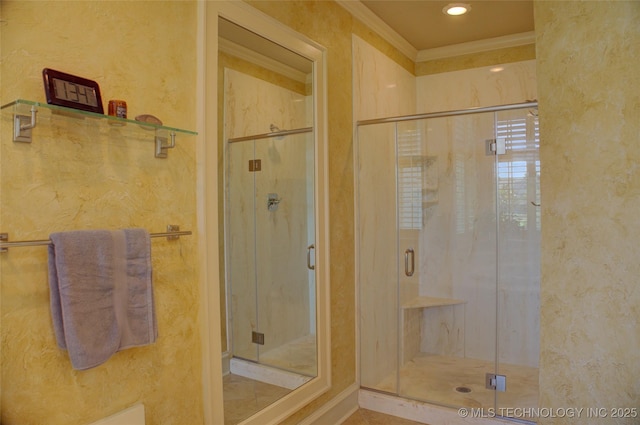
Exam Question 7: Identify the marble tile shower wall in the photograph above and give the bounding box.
[353,35,416,121]
[417,62,539,367]
[224,69,310,140]
[416,61,538,114]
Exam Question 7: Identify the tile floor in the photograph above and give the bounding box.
[342,409,428,425]
[222,373,291,425]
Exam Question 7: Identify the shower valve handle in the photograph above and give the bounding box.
[267,193,281,211]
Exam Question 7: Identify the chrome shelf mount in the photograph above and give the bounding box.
[13,106,38,143]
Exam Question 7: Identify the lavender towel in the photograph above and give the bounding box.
[47,228,157,370]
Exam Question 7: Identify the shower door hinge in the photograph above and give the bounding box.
[486,373,507,392]
[485,138,506,155]
[248,159,262,172]
[252,331,265,345]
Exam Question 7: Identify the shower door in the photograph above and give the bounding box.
[494,108,540,415]
[226,130,317,377]
[357,104,539,419]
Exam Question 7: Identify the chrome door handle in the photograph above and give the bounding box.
[405,248,415,276]
[307,244,315,270]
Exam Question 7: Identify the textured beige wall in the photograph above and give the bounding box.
[0,2,202,425]
[351,19,415,75]
[535,1,640,423]
[5,1,637,424]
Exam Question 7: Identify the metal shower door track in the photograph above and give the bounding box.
[356,101,538,126]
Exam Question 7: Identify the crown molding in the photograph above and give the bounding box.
[335,0,418,61]
[218,37,309,83]
[337,1,535,64]
[417,31,536,62]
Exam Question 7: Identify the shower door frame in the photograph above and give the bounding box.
[356,101,539,420]
[356,102,538,127]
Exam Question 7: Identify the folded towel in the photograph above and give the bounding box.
[47,228,157,370]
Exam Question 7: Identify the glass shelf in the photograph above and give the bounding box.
[1,99,197,158]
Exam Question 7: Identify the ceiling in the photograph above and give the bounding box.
[358,0,534,52]
[219,1,536,72]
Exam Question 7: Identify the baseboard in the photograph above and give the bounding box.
[88,404,145,425]
[298,383,359,425]
[290,384,521,425]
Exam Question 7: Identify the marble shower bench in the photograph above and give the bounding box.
[401,296,467,364]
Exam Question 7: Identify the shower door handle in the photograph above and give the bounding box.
[405,248,415,276]
[307,244,315,270]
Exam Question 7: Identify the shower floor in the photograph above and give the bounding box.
[372,354,539,419]
[259,333,317,376]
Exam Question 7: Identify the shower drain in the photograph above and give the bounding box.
[455,386,472,393]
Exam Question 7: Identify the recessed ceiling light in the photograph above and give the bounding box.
[443,3,471,16]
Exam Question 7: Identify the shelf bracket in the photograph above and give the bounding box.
[0,233,8,253]
[155,131,176,158]
[13,106,38,143]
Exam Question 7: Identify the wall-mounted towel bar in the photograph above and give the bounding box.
[0,225,191,253]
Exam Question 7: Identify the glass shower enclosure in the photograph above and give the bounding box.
[226,129,317,379]
[356,103,540,421]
